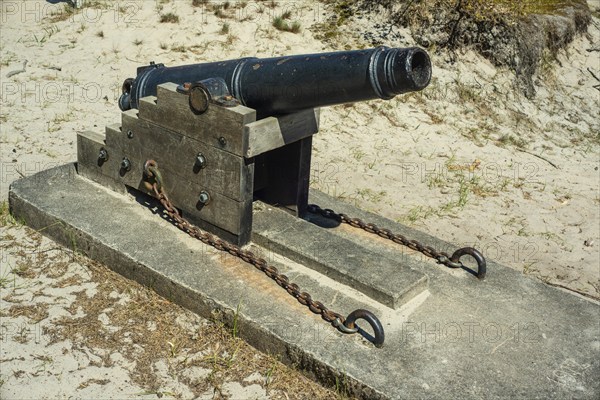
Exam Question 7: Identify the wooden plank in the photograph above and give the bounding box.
[254,136,312,217]
[104,122,123,148]
[115,111,253,202]
[77,131,126,194]
[244,108,320,158]
[138,83,256,157]
[77,130,106,167]
[77,134,251,239]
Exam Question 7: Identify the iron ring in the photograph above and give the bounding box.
[450,247,487,279]
[344,309,385,348]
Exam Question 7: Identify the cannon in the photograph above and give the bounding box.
[78,47,431,246]
[118,46,431,117]
[66,46,484,348]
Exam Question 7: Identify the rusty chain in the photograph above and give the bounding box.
[307,204,487,279]
[143,160,386,347]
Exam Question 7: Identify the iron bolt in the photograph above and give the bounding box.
[198,191,210,205]
[98,148,109,161]
[195,153,206,169]
[218,136,227,146]
[127,130,134,139]
[121,157,131,171]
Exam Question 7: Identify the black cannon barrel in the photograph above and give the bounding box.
[119,46,431,117]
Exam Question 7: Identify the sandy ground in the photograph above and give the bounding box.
[0,0,599,398]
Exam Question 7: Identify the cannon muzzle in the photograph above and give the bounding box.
[119,46,431,117]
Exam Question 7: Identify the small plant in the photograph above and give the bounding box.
[171,44,187,53]
[214,7,226,18]
[159,12,179,23]
[159,42,168,50]
[96,30,104,38]
[220,23,230,34]
[281,10,292,19]
[265,359,278,387]
[0,268,15,290]
[11,262,33,278]
[232,300,242,338]
[133,38,143,46]
[50,3,76,22]
[497,133,527,148]
[224,34,237,47]
[192,0,209,6]
[272,16,301,33]
[0,201,19,227]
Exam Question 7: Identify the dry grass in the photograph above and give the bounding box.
[0,201,19,227]
[38,257,342,398]
[5,304,49,324]
[352,0,591,97]
[159,12,180,23]
[192,0,209,6]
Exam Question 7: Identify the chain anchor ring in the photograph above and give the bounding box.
[308,204,488,280]
[143,163,383,347]
[344,309,385,348]
[450,247,486,279]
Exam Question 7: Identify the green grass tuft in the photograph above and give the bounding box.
[273,16,301,33]
[159,12,179,23]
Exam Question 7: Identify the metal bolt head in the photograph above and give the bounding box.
[195,153,206,169]
[218,136,227,147]
[127,130,134,139]
[198,191,210,205]
[120,157,131,171]
[98,148,109,161]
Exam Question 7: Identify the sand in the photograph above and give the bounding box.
[1,0,599,398]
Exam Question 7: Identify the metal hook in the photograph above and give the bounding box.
[450,247,487,279]
[344,309,385,348]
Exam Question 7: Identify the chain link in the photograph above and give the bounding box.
[308,204,475,271]
[143,162,348,329]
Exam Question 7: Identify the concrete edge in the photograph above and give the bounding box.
[7,166,387,400]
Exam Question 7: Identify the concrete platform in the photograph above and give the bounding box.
[253,204,428,309]
[9,164,600,399]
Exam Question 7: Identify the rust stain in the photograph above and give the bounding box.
[211,253,304,307]
[338,223,420,255]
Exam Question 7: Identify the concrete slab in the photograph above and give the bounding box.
[9,164,600,399]
[253,203,428,309]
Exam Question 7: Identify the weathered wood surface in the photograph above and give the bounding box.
[138,83,256,157]
[77,131,251,243]
[77,130,127,195]
[106,110,254,202]
[138,83,320,158]
[244,108,320,158]
[254,137,312,217]
[77,83,322,245]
